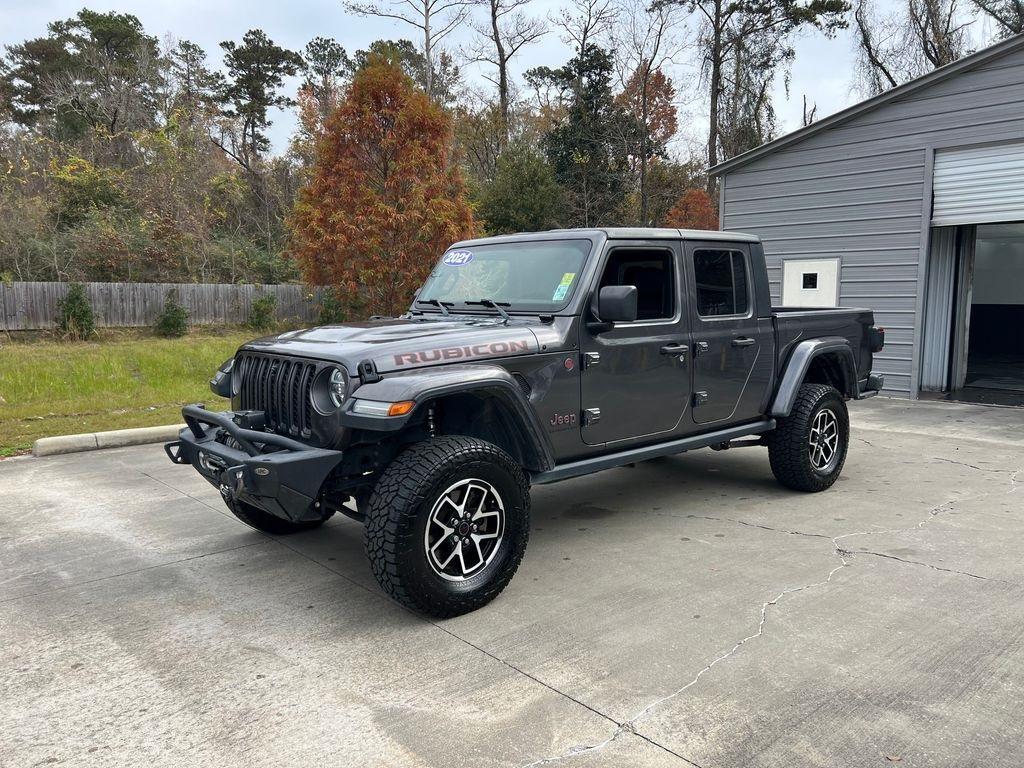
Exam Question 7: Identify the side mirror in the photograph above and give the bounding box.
[598,285,638,323]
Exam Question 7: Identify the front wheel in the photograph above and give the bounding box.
[767,383,849,492]
[364,436,530,618]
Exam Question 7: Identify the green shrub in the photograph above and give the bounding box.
[154,290,189,337]
[56,283,96,340]
[247,292,277,331]
[317,290,347,325]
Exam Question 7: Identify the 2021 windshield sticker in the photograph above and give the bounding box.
[551,272,575,301]
[443,250,474,266]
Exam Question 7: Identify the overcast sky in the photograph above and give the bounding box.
[0,0,994,157]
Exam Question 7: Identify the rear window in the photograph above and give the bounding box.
[694,249,749,317]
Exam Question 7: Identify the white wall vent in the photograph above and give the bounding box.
[781,258,840,307]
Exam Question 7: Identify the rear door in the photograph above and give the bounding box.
[580,240,692,445]
[685,241,773,425]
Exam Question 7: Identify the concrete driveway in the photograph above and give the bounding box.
[3,398,1024,768]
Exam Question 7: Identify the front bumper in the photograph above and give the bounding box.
[165,405,344,523]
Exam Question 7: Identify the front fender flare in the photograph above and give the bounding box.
[341,364,555,471]
[770,337,857,417]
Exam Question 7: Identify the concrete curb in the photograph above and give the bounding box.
[33,424,184,457]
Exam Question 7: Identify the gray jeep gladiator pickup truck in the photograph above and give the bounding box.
[166,228,884,617]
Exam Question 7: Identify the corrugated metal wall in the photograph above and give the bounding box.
[919,227,958,390]
[720,44,1024,397]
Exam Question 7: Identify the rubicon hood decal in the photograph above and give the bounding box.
[241,317,541,373]
[392,339,533,367]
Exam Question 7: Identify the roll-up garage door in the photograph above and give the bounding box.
[932,142,1024,226]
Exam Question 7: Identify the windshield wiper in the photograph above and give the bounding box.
[466,299,512,324]
[415,298,454,316]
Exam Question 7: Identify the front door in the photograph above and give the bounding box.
[580,241,692,445]
[685,242,772,425]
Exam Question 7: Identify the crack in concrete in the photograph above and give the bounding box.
[931,456,1002,473]
[521,548,853,767]
[685,513,834,542]
[519,462,1024,767]
[844,548,1011,583]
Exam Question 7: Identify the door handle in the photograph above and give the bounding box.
[731,337,756,347]
[660,343,689,356]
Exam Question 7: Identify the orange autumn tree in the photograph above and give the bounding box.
[291,56,476,317]
[664,188,719,231]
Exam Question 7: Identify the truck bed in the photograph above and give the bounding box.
[772,306,876,384]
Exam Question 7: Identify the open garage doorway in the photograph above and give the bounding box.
[965,224,1024,397]
[920,222,1024,405]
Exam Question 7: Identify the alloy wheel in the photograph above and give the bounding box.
[424,478,505,581]
[808,407,840,473]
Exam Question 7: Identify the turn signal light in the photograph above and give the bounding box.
[387,401,415,417]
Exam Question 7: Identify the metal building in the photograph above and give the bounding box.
[711,34,1024,403]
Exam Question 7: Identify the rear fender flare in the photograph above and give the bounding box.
[771,338,857,417]
[341,364,555,471]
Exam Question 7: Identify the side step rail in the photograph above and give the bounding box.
[529,419,776,485]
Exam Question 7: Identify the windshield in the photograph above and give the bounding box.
[417,239,592,312]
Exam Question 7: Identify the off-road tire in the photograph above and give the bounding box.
[227,498,332,535]
[767,383,849,492]
[365,436,530,618]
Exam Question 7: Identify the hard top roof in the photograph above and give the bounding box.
[452,227,759,248]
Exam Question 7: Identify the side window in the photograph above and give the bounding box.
[694,249,749,317]
[599,248,675,321]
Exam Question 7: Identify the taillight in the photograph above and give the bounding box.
[870,327,885,353]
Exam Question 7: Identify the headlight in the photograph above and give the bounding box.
[328,367,348,408]
[310,365,351,414]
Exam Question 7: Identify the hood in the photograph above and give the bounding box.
[241,316,542,374]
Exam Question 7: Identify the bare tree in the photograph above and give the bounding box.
[717,30,782,160]
[970,0,1024,36]
[910,0,972,67]
[344,0,473,98]
[667,0,847,194]
[802,93,818,125]
[468,0,547,139]
[610,0,684,223]
[852,0,972,96]
[551,0,616,52]
[852,0,901,91]
[46,42,163,139]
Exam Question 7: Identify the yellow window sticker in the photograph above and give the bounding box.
[552,272,576,301]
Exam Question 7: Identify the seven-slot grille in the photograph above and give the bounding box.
[236,353,317,437]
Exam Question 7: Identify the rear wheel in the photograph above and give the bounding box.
[226,498,332,535]
[364,436,530,618]
[767,383,849,492]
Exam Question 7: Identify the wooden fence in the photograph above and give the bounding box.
[0,282,327,331]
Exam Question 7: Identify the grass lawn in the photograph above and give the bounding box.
[0,328,259,457]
